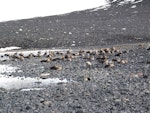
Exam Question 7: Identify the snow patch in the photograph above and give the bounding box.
[132,0,143,4]
[0,46,21,52]
[89,0,143,12]
[0,64,69,91]
[118,0,143,5]
[90,4,111,12]
[0,75,68,90]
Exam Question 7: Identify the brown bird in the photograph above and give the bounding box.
[19,56,24,61]
[105,62,114,68]
[37,51,42,57]
[25,53,34,58]
[50,65,62,70]
[41,58,52,62]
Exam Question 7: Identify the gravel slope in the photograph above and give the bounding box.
[0,0,150,49]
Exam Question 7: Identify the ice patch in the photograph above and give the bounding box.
[0,46,21,52]
[0,75,68,90]
[0,64,70,91]
[21,88,45,91]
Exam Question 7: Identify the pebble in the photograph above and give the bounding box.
[43,100,51,106]
[120,59,128,64]
[40,73,50,79]
[19,28,23,31]
[69,32,72,35]
[84,77,91,81]
[86,61,92,67]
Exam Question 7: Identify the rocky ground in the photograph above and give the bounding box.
[0,42,150,113]
[0,0,150,113]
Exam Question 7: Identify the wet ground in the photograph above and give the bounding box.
[0,0,150,113]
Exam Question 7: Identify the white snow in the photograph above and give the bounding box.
[132,0,143,4]
[0,64,69,90]
[0,46,21,52]
[90,0,143,12]
[118,0,143,5]
[90,4,111,12]
[20,88,45,91]
[0,75,68,90]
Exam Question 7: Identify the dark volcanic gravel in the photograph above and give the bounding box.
[0,0,150,113]
[0,0,150,49]
[0,43,150,113]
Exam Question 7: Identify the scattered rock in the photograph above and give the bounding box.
[86,61,92,68]
[19,28,23,31]
[120,59,128,64]
[43,100,51,106]
[84,77,91,81]
[40,73,50,79]
[69,32,72,35]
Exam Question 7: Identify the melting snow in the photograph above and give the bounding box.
[0,75,68,90]
[0,64,69,91]
[0,46,21,52]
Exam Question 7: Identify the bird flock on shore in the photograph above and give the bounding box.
[1,46,133,70]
